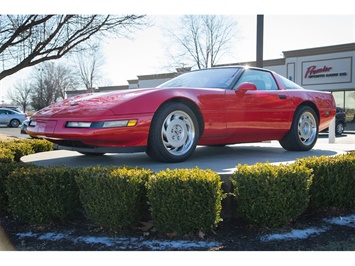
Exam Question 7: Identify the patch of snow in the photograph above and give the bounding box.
[323,214,355,228]
[260,227,329,242]
[16,231,221,250]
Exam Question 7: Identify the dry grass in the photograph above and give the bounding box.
[0,134,17,142]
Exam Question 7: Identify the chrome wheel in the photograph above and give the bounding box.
[147,102,199,162]
[297,111,317,146]
[279,106,318,151]
[161,110,195,156]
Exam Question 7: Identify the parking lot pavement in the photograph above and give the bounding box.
[20,133,355,178]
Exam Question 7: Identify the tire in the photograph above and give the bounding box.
[279,106,318,151]
[9,119,20,128]
[147,102,199,162]
[335,122,344,135]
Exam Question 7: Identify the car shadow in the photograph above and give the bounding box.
[22,142,339,176]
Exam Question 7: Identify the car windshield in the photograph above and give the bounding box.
[157,68,242,89]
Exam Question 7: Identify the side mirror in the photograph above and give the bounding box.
[236,82,257,94]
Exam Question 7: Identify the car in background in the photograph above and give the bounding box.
[21,118,30,134]
[0,106,23,113]
[0,108,28,128]
[320,107,347,136]
[335,107,347,135]
[26,66,336,163]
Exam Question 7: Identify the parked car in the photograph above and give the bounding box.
[26,66,336,162]
[0,108,28,128]
[320,107,347,135]
[21,118,30,134]
[0,106,23,113]
[335,107,347,135]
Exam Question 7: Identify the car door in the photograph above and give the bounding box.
[225,69,295,142]
[0,110,8,124]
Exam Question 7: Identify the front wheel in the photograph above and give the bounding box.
[147,103,199,162]
[279,106,318,151]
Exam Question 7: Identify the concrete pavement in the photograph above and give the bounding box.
[21,133,355,178]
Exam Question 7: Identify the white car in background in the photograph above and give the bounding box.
[0,108,28,128]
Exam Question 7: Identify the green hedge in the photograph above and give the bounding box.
[0,141,34,162]
[75,166,152,230]
[0,139,53,162]
[296,153,355,210]
[0,148,15,163]
[5,166,80,224]
[0,162,24,213]
[232,163,312,228]
[147,168,224,235]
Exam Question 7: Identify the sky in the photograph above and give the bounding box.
[1,1,354,104]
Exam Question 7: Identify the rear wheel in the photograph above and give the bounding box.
[279,106,318,151]
[147,102,199,162]
[335,121,344,135]
[9,119,20,128]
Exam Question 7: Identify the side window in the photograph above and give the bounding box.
[234,69,278,91]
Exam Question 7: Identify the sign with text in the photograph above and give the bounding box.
[302,57,352,86]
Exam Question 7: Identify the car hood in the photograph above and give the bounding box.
[32,88,159,118]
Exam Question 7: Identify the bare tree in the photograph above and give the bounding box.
[75,45,105,92]
[7,80,32,112]
[164,15,238,69]
[0,14,147,80]
[31,62,78,110]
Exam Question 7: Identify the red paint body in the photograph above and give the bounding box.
[27,68,336,153]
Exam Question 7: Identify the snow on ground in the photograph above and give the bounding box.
[16,231,222,251]
[16,214,355,249]
[323,214,355,228]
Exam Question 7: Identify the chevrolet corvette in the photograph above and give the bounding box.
[26,66,336,162]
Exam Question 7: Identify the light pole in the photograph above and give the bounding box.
[256,15,264,68]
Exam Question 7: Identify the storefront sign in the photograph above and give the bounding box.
[302,57,352,86]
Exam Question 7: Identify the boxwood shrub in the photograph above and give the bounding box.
[25,138,54,153]
[75,166,152,230]
[0,147,15,163]
[147,168,224,235]
[5,165,80,224]
[232,163,312,228]
[0,141,34,162]
[296,153,355,210]
[0,162,25,213]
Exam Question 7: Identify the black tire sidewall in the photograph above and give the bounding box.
[147,102,199,162]
[292,106,318,150]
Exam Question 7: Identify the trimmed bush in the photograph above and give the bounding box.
[25,138,53,153]
[0,147,15,163]
[0,162,25,213]
[5,166,80,224]
[0,141,34,162]
[232,163,312,228]
[147,168,224,235]
[75,166,152,230]
[296,153,355,210]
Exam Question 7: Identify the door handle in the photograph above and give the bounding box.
[279,95,287,99]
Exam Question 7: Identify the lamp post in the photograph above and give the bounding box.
[256,15,264,68]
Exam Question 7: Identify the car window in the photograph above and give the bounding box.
[279,75,303,89]
[234,69,278,91]
[157,68,242,89]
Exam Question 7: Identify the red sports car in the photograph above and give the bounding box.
[27,67,336,162]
